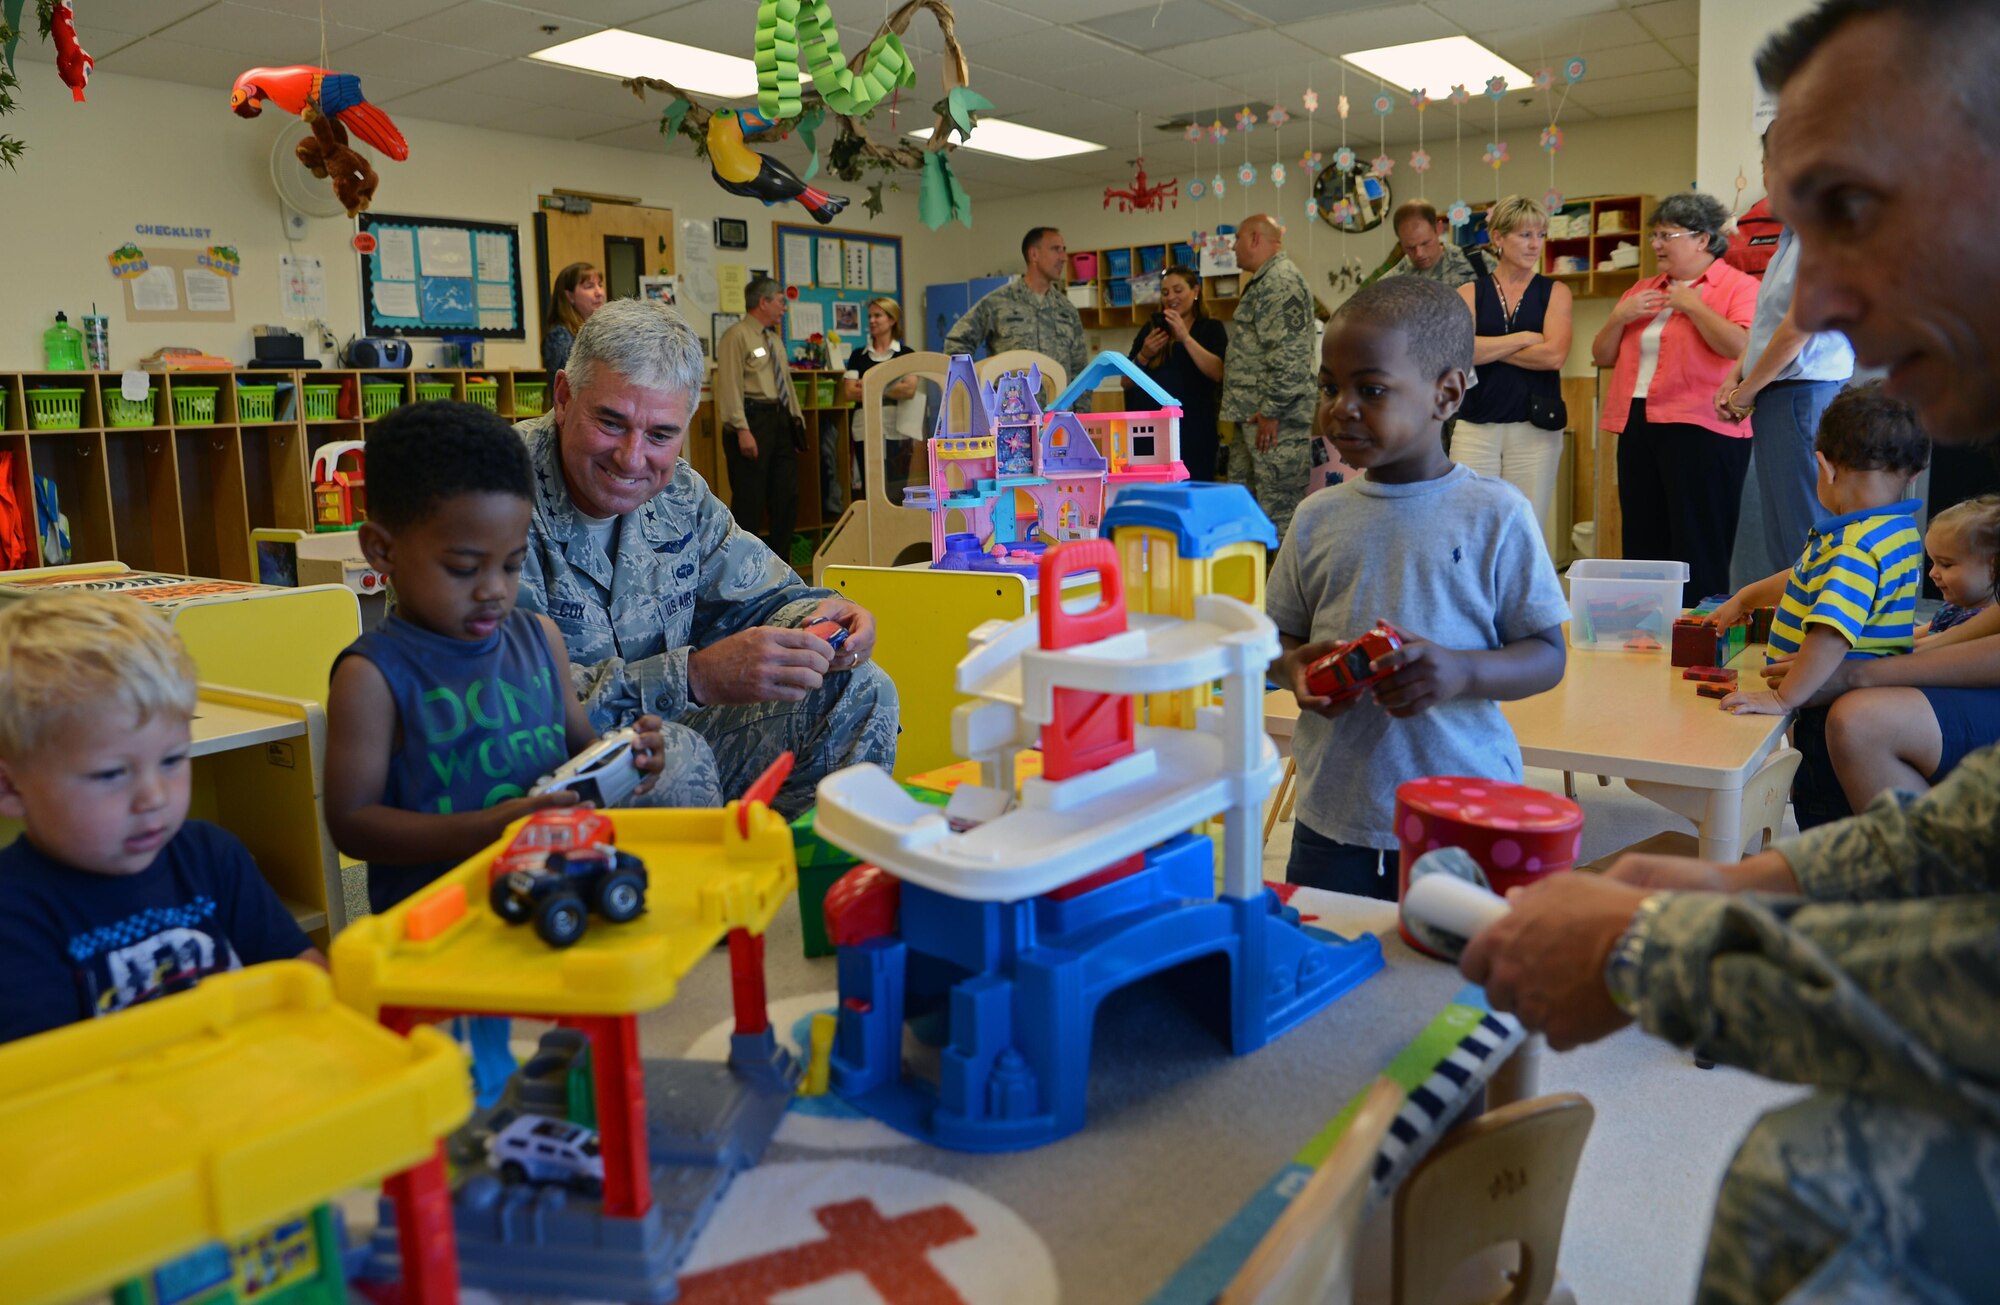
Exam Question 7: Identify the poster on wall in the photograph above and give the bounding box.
[121,245,237,323]
[639,275,678,307]
[358,213,524,339]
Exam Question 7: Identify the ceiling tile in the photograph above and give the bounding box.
[334,33,505,83]
[1152,29,1309,78]
[578,120,676,153]
[971,28,1135,78]
[1586,90,1696,120]
[1080,1,1251,54]
[1629,0,1699,40]
[987,0,1166,20]
[377,84,521,128]
[1526,40,1677,80]
[440,57,607,105]
[527,0,681,23]
[74,0,213,35]
[94,37,266,90]
[16,23,146,61]
[500,104,633,139]
[1567,66,1696,107]
[623,0,751,52]
[390,2,602,57]
[1226,0,1392,23]
[151,3,372,59]
[1663,35,1698,66]
[1284,6,1459,56]
[919,0,1050,46]
[246,0,463,34]
[1427,0,1621,28]
[1475,8,1649,58]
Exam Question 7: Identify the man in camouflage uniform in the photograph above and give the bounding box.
[943,226,1091,409]
[1383,200,1479,289]
[1219,214,1317,541]
[1460,5,2000,1301]
[514,298,897,817]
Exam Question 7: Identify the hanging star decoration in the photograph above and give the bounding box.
[1188,177,1206,199]
[1565,57,1587,83]
[1210,118,1230,144]
[1302,88,1318,113]
[1410,149,1432,173]
[1337,94,1350,119]
[1213,173,1226,197]
[1485,76,1509,101]
[1300,148,1323,176]
[1235,105,1258,133]
[1540,125,1564,153]
[1331,198,1357,225]
[1266,104,1290,129]
[1237,160,1257,186]
[1184,122,1203,143]
[1448,84,1470,106]
[1410,89,1430,111]
[1534,67,1554,90]
[1448,200,1471,227]
[1544,188,1565,212]
[1334,145,1356,173]
[1270,160,1286,187]
[1372,91,1393,116]
[1483,140,1510,168]
[1371,153,1394,177]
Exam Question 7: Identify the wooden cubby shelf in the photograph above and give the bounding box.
[1066,241,1241,332]
[0,368,554,582]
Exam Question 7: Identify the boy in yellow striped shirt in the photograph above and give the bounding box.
[1712,382,1928,714]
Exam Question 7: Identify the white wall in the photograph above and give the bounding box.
[1695,0,1818,204]
[3,68,959,372]
[926,110,1696,376]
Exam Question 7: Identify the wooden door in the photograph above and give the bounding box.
[534,202,677,315]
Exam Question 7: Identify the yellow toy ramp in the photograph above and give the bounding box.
[332,803,797,1021]
[0,962,469,1305]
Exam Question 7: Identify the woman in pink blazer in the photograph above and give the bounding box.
[1592,192,1759,604]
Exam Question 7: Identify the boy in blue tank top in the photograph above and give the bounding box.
[325,402,667,913]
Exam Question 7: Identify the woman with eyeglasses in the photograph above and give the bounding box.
[1591,192,1760,604]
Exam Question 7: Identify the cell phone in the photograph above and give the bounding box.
[532,727,644,808]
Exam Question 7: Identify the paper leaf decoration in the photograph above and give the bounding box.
[1448,200,1471,227]
[659,97,692,147]
[1370,153,1393,177]
[1266,105,1290,129]
[1302,89,1319,114]
[945,87,994,142]
[1565,57,1587,84]
[1237,161,1257,186]
[1484,76,1509,101]
[1372,92,1393,116]
[918,150,972,230]
[1334,145,1356,173]
[1409,149,1432,173]
[1540,125,1564,154]
[1448,84,1470,106]
[1483,140,1510,167]
[797,104,827,180]
[1270,161,1286,187]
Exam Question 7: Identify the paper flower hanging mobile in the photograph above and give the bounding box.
[1544,188,1565,213]
[1331,198,1357,225]
[1484,76,1509,101]
[1410,149,1432,173]
[1372,92,1394,116]
[1302,89,1319,114]
[1188,178,1206,199]
[1370,153,1394,177]
[1270,161,1286,187]
[1534,67,1554,90]
[1334,145,1356,173]
[1235,106,1258,133]
[1565,58,1587,83]
[1237,161,1258,186]
[1210,119,1229,144]
[1266,105,1290,129]
[1184,122,1203,143]
[1337,94,1350,119]
[1540,125,1564,153]
[1484,140,1510,168]
[1212,173,1226,197]
[1300,149,1323,176]
[1448,200,1471,227]
[1306,196,1319,219]
[1448,84,1470,105]
[1410,89,1430,111]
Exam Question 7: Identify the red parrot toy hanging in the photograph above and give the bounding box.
[52,1,94,102]
[230,65,408,217]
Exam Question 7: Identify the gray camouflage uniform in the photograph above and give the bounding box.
[1219,250,1317,542]
[1383,241,1479,289]
[513,415,898,817]
[942,276,1091,409]
[1626,743,2000,1304]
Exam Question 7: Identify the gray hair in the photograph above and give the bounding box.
[1651,192,1733,258]
[745,275,783,309]
[565,297,705,399]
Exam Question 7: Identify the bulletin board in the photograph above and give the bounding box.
[772,222,904,363]
[121,246,238,323]
[357,212,526,339]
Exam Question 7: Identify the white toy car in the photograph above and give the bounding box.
[487,1114,605,1191]
[531,727,643,808]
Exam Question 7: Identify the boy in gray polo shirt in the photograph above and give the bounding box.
[1270,277,1570,899]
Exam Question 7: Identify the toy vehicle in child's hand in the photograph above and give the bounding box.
[801,616,850,651]
[487,1114,604,1192]
[1304,622,1406,700]
[488,809,648,947]
[531,727,643,808]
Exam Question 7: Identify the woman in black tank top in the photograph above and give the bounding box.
[1453,195,1573,550]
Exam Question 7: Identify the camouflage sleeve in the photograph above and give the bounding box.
[516,536,685,731]
[1631,889,2000,1129]
[1776,744,2000,902]
[685,491,831,651]
[942,294,994,358]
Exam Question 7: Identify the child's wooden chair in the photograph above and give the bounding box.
[1220,1077,1405,1305]
[1390,1093,1595,1305]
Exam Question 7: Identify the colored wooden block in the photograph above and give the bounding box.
[1696,682,1732,699]
[1682,666,1738,684]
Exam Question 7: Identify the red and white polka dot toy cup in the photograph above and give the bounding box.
[1394,776,1584,958]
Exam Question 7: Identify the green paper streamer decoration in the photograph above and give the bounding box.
[797,104,825,181]
[757,0,916,121]
[2,0,24,74]
[919,150,971,230]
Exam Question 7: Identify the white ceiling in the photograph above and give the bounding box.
[23,0,1700,199]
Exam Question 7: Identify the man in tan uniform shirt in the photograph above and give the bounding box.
[715,276,805,559]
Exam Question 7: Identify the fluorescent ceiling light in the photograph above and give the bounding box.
[906,119,1103,161]
[1341,36,1533,97]
[530,30,800,100]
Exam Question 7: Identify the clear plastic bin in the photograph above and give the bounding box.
[1566,558,1689,650]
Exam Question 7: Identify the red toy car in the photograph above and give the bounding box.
[1304,622,1406,701]
[487,809,648,948]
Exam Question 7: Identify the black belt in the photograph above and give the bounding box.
[745,396,788,409]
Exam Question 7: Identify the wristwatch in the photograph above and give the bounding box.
[1603,892,1671,1016]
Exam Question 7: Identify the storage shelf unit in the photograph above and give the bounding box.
[1067,241,1241,332]
[1538,193,1657,299]
[0,369,553,581]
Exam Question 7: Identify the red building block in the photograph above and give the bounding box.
[1696,682,1732,699]
[1682,666,1738,684]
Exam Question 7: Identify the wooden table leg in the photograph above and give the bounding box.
[1625,777,1746,863]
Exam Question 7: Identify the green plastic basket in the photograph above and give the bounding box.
[463,381,498,412]
[102,386,158,427]
[414,381,453,402]
[361,382,403,419]
[172,386,218,426]
[791,377,814,409]
[27,388,84,431]
[513,381,547,416]
[236,384,278,423]
[303,384,340,420]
